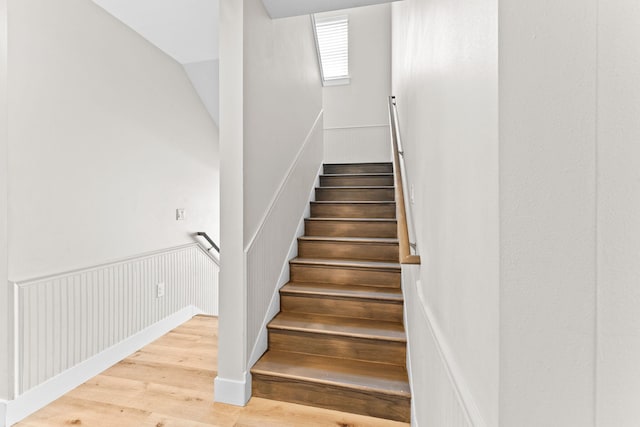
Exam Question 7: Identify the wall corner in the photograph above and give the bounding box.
[0,0,12,405]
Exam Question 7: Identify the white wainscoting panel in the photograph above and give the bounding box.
[245,113,324,363]
[324,124,392,164]
[15,243,218,395]
[403,265,480,427]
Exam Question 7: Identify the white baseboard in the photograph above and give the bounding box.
[402,276,420,427]
[214,372,252,406]
[0,400,6,427]
[412,275,486,427]
[4,305,200,426]
[421,301,486,427]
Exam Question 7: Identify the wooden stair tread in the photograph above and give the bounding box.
[320,173,394,177]
[311,201,396,204]
[317,186,395,190]
[281,282,403,302]
[291,258,400,271]
[324,162,392,165]
[298,236,399,244]
[252,351,410,397]
[324,162,392,167]
[306,217,397,222]
[269,312,406,342]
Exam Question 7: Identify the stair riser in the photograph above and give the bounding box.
[310,203,396,219]
[252,375,410,423]
[269,330,406,366]
[324,164,393,174]
[290,264,400,288]
[320,175,394,187]
[280,294,403,322]
[298,240,399,263]
[305,220,397,238]
[316,188,394,202]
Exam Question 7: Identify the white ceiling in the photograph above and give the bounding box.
[92,0,219,64]
[261,0,401,19]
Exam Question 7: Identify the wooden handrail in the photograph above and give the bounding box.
[388,96,421,265]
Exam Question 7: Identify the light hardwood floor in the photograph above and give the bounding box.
[16,315,410,427]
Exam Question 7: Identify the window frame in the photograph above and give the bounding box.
[312,13,351,87]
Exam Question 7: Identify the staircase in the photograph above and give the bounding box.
[251,162,411,423]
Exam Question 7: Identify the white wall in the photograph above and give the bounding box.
[0,0,10,405]
[396,1,640,426]
[498,1,597,425]
[322,4,392,164]
[391,0,499,425]
[92,0,219,64]
[7,0,220,281]
[243,1,322,244]
[597,1,640,425]
[184,59,220,126]
[216,0,322,406]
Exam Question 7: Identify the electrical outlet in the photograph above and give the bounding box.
[157,282,165,298]
[176,208,186,221]
[410,184,415,205]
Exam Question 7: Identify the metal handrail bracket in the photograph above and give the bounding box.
[196,232,220,254]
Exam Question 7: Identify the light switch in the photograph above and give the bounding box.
[176,208,186,221]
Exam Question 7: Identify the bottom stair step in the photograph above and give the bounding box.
[251,351,411,423]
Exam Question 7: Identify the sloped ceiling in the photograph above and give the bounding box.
[261,0,401,19]
[92,0,219,64]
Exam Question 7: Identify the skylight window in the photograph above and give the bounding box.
[312,14,350,86]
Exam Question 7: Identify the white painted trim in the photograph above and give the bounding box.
[0,400,6,427]
[198,245,221,267]
[416,283,486,427]
[13,243,213,285]
[324,124,389,130]
[322,77,351,87]
[246,165,322,368]
[402,270,419,427]
[214,372,252,406]
[4,306,200,426]
[244,110,324,251]
[12,283,18,399]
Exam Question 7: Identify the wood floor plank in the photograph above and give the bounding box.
[237,397,409,427]
[16,395,155,427]
[102,358,215,391]
[129,344,217,372]
[65,375,238,425]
